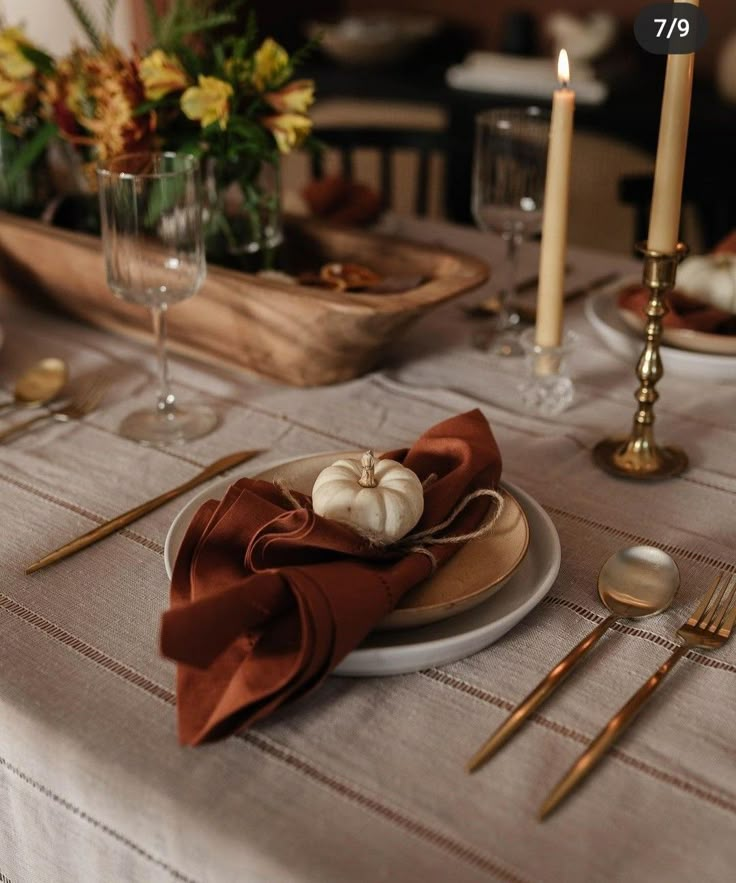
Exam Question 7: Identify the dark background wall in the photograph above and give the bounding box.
[252,0,736,75]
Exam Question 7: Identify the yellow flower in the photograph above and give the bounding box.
[139,50,189,101]
[252,38,290,92]
[0,27,35,80]
[181,75,233,130]
[263,112,312,154]
[265,79,314,114]
[223,56,249,85]
[0,74,30,122]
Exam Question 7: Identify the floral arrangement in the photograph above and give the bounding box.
[0,0,318,260]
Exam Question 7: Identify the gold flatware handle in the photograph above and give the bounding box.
[0,410,53,442]
[467,614,617,773]
[462,272,542,318]
[466,271,620,321]
[539,643,689,819]
[26,449,264,574]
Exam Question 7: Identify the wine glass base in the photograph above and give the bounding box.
[119,405,219,445]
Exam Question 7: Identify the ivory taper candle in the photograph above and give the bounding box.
[647,0,699,253]
[536,49,575,348]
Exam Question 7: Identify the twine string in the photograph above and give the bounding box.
[273,475,505,575]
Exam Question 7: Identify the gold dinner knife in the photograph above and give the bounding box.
[25,449,263,574]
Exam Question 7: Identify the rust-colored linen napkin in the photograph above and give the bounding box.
[617,285,736,335]
[618,233,736,335]
[160,410,502,745]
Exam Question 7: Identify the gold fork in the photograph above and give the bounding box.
[0,377,108,443]
[540,570,736,820]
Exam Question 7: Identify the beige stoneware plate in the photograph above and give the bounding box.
[164,451,529,632]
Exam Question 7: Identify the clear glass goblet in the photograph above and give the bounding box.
[97,152,218,444]
[471,107,549,356]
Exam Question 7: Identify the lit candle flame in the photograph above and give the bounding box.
[557,49,570,87]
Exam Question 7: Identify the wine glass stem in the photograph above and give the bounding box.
[499,231,521,330]
[152,305,176,416]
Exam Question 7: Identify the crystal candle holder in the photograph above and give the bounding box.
[519,327,577,416]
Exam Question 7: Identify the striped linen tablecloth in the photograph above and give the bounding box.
[0,217,734,883]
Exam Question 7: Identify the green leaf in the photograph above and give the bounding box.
[103,0,118,31]
[241,9,258,56]
[143,0,160,43]
[18,45,55,77]
[167,11,237,43]
[5,122,58,185]
[178,44,203,79]
[64,0,102,50]
[288,33,322,71]
[132,98,177,117]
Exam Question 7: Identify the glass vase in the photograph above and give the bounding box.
[204,156,283,270]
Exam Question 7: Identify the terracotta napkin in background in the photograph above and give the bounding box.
[618,233,736,336]
[302,175,383,226]
[160,410,502,745]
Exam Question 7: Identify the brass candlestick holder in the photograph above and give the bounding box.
[593,241,689,480]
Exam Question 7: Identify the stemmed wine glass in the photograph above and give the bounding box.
[97,152,218,444]
[471,107,549,355]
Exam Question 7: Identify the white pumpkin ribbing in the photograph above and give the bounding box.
[312,452,425,544]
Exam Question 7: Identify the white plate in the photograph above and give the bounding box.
[164,460,560,677]
[613,274,736,356]
[585,287,736,383]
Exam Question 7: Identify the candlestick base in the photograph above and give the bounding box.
[592,437,688,480]
[519,328,576,416]
[592,241,689,481]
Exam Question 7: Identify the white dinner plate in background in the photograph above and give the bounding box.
[585,287,736,383]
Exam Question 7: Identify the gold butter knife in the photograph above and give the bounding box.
[26,449,264,574]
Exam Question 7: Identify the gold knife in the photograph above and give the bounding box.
[26,449,263,574]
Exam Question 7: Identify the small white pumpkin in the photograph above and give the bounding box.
[676,253,736,313]
[312,450,424,543]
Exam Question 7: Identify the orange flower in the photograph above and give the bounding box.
[45,45,154,160]
[265,79,314,114]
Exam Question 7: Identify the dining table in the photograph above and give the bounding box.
[0,215,734,883]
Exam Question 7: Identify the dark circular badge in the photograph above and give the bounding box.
[634,3,708,55]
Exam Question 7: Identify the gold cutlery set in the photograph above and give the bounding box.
[0,359,261,573]
[467,547,736,819]
[5,347,734,823]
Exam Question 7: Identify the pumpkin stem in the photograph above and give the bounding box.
[358,450,377,488]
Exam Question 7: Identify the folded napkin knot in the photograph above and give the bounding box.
[160,409,502,745]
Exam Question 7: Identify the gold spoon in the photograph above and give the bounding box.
[0,358,68,415]
[466,546,680,773]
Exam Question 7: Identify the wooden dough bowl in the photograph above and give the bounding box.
[0,212,488,386]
